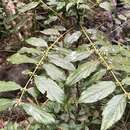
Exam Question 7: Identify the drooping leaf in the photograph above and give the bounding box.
[48,54,75,71]
[41,28,60,35]
[64,31,82,45]
[26,37,48,47]
[79,81,116,103]
[0,81,21,92]
[101,94,126,130]
[7,53,37,64]
[66,61,99,86]
[43,63,66,81]
[35,76,65,103]
[0,99,15,111]
[18,2,39,13]
[22,103,55,124]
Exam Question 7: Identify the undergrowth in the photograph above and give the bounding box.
[0,0,130,130]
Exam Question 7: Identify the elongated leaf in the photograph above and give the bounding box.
[26,37,48,47]
[57,2,65,10]
[66,2,75,11]
[41,28,60,35]
[22,103,55,124]
[66,61,99,86]
[86,69,106,86]
[18,47,42,55]
[79,81,116,103]
[7,53,37,64]
[0,99,15,111]
[64,31,82,45]
[54,25,66,32]
[43,63,66,81]
[101,94,126,130]
[107,55,130,73]
[99,1,111,12]
[35,76,65,103]
[0,81,21,92]
[122,77,130,85]
[100,45,121,55]
[49,54,75,71]
[65,51,92,62]
[19,2,39,13]
[27,87,40,98]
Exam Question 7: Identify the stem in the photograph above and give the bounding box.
[39,0,65,22]
[16,28,73,105]
[81,25,128,95]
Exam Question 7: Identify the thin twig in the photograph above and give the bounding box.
[81,25,128,95]
[38,0,65,22]
[16,28,73,105]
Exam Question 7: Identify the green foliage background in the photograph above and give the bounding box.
[0,0,130,130]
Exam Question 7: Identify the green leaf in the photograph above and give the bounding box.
[64,31,82,45]
[49,54,75,71]
[0,99,15,111]
[26,37,48,47]
[107,55,130,73]
[79,81,116,103]
[78,4,90,10]
[53,47,71,56]
[86,69,106,86]
[18,2,39,13]
[123,0,130,5]
[22,103,55,124]
[44,15,58,25]
[99,2,112,12]
[27,87,40,98]
[53,25,66,32]
[66,2,75,11]
[100,45,121,55]
[43,63,66,81]
[18,47,42,55]
[56,2,66,10]
[122,77,130,85]
[3,122,23,130]
[7,53,37,64]
[101,94,126,130]
[35,76,65,103]
[0,81,21,92]
[66,61,99,86]
[65,51,92,62]
[41,28,60,35]
[100,45,130,57]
